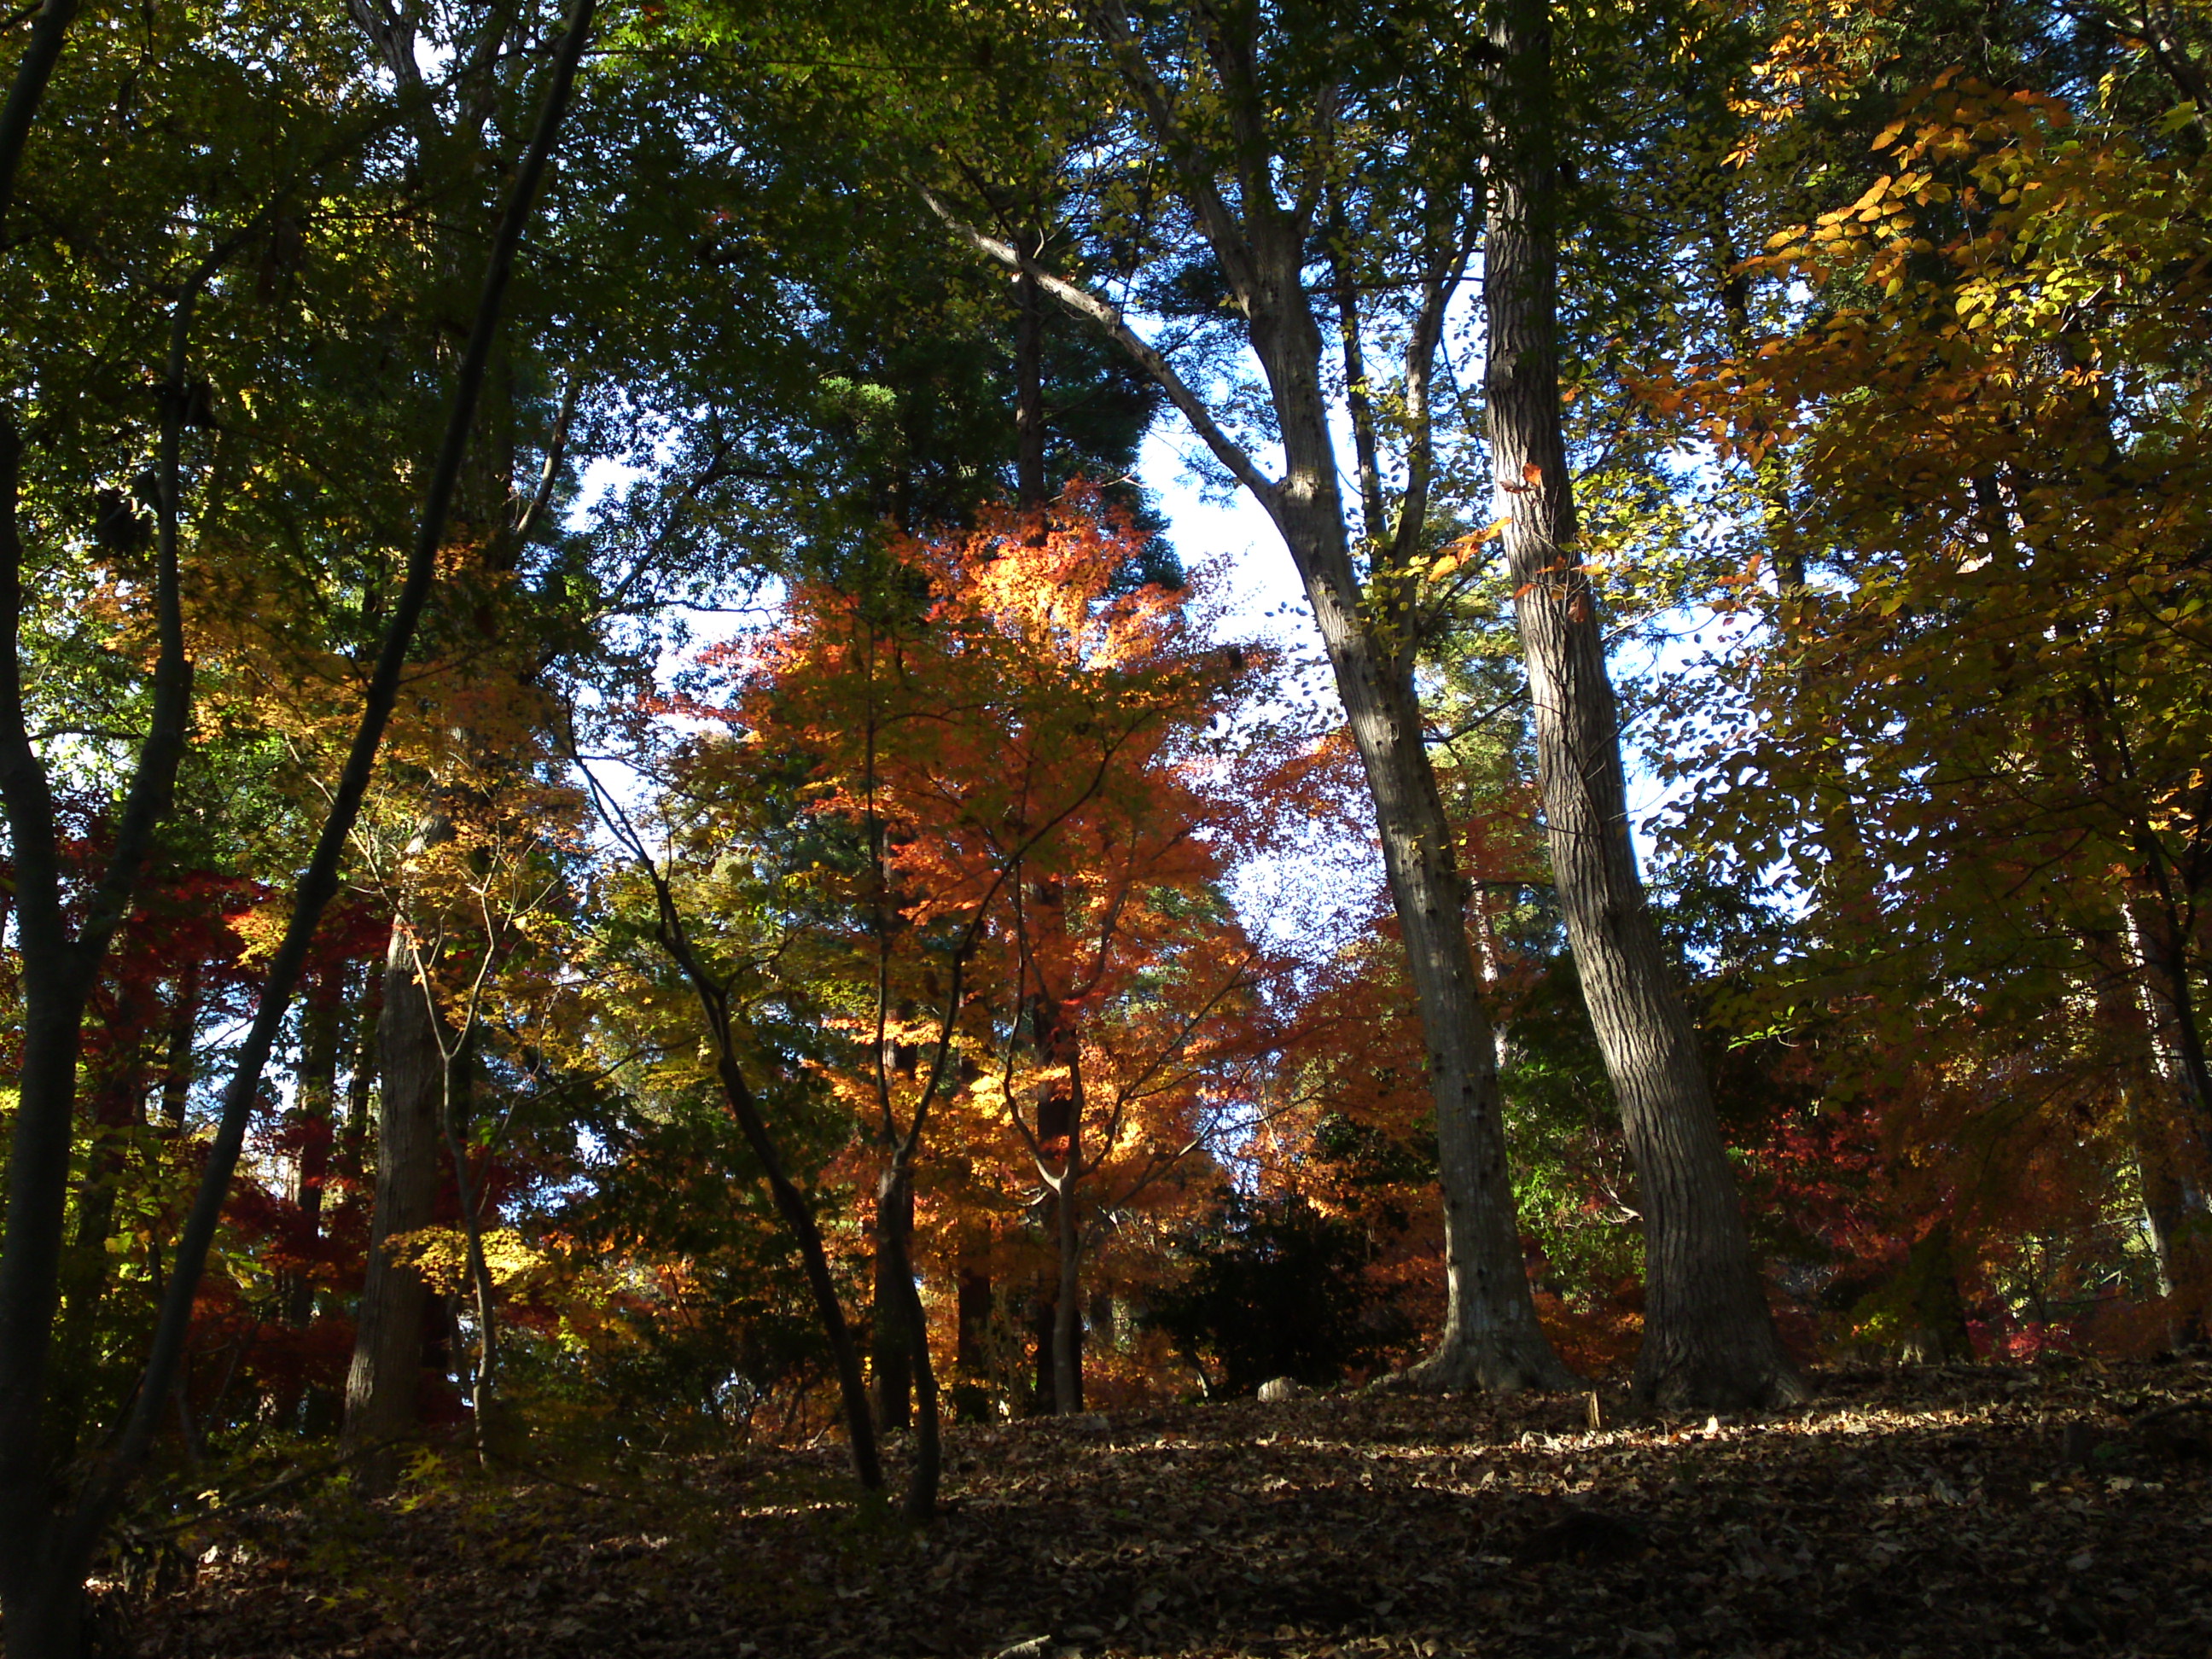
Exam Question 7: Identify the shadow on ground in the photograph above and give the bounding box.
[119,1359,2212,1658]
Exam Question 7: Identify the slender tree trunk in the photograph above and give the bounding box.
[159,963,201,1132]
[872,1173,915,1433]
[340,951,385,1177]
[1051,1165,1082,1414]
[342,928,446,1487]
[2124,904,2212,1330]
[0,9,197,1631]
[434,1033,501,1456]
[592,830,884,1493]
[1301,566,1569,1391]
[2130,883,2212,1156]
[875,1161,940,1518]
[49,987,151,1463]
[283,963,349,1329]
[1014,260,1048,509]
[1484,0,1803,1411]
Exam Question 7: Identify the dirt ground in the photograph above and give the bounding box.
[116,1358,2212,1658]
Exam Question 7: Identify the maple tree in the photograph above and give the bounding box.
[634,493,1280,1461]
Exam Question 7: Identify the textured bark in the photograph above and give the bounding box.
[342,928,447,1485]
[1484,0,1803,1412]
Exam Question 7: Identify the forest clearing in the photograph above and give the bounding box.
[4,0,2212,1653]
[125,1362,2212,1658]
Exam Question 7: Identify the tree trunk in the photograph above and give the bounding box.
[339,952,385,1178]
[1484,0,1803,1412]
[342,928,446,1486]
[1014,261,1047,509]
[2129,885,2212,1161]
[1250,271,1571,1396]
[159,963,201,1132]
[872,1175,915,1433]
[1297,543,1569,1391]
[956,1261,992,1373]
[1892,1220,1973,1364]
[875,1161,940,1518]
[283,963,349,1330]
[1051,1170,1083,1414]
[2122,904,2212,1331]
[5,12,597,1623]
[49,985,154,1462]
[434,1029,503,1457]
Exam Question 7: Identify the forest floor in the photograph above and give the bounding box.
[116,1358,2212,1659]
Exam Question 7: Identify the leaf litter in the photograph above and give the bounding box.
[119,1358,2212,1657]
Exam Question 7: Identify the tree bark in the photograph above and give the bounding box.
[342,928,447,1487]
[2123,903,2212,1330]
[1484,0,1803,1411]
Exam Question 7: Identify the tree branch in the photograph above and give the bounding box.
[918,186,1281,515]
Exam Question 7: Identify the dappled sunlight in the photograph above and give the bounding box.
[125,1360,2210,1657]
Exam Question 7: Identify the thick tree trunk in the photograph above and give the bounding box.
[342,928,446,1484]
[1484,0,1803,1412]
